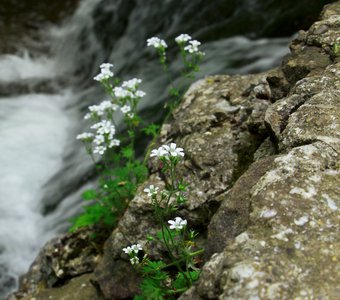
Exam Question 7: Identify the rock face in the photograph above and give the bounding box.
[8,2,340,300]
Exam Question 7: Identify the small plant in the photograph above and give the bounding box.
[147,34,205,109]
[72,34,204,233]
[71,64,149,231]
[123,143,204,299]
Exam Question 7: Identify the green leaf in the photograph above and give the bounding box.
[142,260,167,274]
[122,147,134,159]
[82,189,97,201]
[143,123,160,137]
[173,271,200,290]
[140,278,166,300]
[69,203,116,232]
[173,273,187,290]
[156,229,178,244]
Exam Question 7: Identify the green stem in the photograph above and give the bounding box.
[160,222,192,287]
[142,248,204,275]
[166,287,188,295]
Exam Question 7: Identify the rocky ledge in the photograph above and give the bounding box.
[7,1,340,300]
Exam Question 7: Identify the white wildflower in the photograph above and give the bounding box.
[122,246,133,254]
[130,257,139,265]
[121,105,132,114]
[127,112,134,119]
[184,40,203,54]
[163,143,184,158]
[131,244,143,253]
[94,63,114,81]
[135,90,146,98]
[76,132,94,141]
[99,100,119,112]
[93,145,107,156]
[86,101,118,119]
[144,185,159,197]
[92,120,116,136]
[109,139,120,148]
[150,143,185,160]
[122,78,142,90]
[100,63,113,70]
[88,104,103,116]
[84,113,91,120]
[93,134,105,145]
[150,146,168,158]
[113,86,132,99]
[175,34,192,44]
[123,244,142,256]
[168,217,187,230]
[147,37,168,49]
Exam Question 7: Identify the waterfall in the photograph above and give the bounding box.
[0,0,298,297]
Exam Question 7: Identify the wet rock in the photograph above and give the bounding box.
[12,226,107,298]
[266,63,340,152]
[186,141,339,299]
[307,5,340,51]
[15,274,103,300]
[282,46,331,83]
[206,156,276,258]
[93,72,271,299]
[0,0,80,53]
[265,68,291,101]
[265,94,306,139]
[176,3,340,299]
[179,252,225,300]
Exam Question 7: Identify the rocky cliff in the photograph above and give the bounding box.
[7,2,339,299]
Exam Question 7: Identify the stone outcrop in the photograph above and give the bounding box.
[7,1,340,299]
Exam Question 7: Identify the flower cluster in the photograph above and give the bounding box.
[121,104,131,114]
[84,100,119,120]
[175,34,192,44]
[78,64,146,155]
[168,217,187,230]
[184,40,202,54]
[78,108,120,156]
[147,34,204,55]
[76,132,94,141]
[175,34,204,55]
[150,143,185,160]
[147,37,168,49]
[122,78,142,90]
[90,120,120,155]
[123,244,143,265]
[93,63,114,81]
[144,185,159,197]
[114,79,146,101]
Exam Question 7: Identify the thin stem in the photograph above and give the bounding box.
[141,248,204,276]
[160,221,192,287]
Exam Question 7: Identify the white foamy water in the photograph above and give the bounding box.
[0,53,56,82]
[0,55,77,294]
[0,1,102,295]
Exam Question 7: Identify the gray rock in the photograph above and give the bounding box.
[11,226,106,299]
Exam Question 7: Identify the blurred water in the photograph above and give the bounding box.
[0,0,297,297]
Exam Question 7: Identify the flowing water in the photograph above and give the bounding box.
[0,0,328,297]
